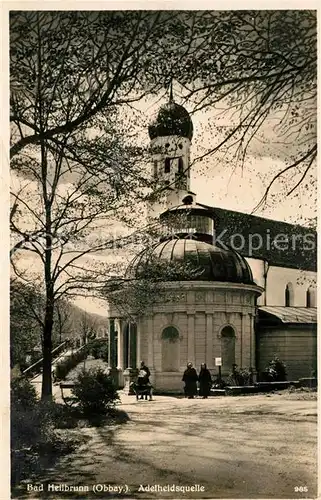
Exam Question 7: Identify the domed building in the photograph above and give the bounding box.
[106,96,269,392]
[106,93,317,391]
[123,237,262,391]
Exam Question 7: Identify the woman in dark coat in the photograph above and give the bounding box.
[199,363,212,398]
[182,362,198,398]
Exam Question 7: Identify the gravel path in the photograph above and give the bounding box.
[16,392,317,499]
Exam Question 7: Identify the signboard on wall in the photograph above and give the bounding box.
[215,357,222,366]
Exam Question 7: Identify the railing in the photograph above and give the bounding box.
[21,341,69,379]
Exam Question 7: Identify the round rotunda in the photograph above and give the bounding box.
[107,98,263,392]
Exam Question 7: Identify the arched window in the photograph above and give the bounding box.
[164,158,171,173]
[161,326,179,372]
[178,157,184,173]
[285,282,294,307]
[306,286,316,308]
[153,160,157,177]
[221,325,236,372]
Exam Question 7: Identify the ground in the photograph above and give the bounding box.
[16,390,317,499]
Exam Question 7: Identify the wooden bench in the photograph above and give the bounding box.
[59,382,77,407]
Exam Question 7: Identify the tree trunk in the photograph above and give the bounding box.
[41,197,54,400]
[41,228,54,399]
[41,302,54,400]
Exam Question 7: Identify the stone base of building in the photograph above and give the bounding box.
[116,368,124,389]
[123,367,139,394]
[153,371,184,392]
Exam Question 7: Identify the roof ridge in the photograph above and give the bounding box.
[198,204,316,232]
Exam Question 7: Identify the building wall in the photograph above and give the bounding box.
[111,272,317,391]
[245,257,317,307]
[257,326,317,380]
[135,282,261,391]
[147,134,192,220]
[150,135,191,185]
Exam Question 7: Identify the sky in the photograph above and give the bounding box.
[1,7,319,497]
[10,92,317,317]
[7,11,318,317]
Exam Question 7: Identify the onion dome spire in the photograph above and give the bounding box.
[148,81,193,141]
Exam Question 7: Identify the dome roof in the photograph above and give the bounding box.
[127,239,254,284]
[148,101,193,140]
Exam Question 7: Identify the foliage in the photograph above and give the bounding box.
[10,11,316,175]
[11,378,58,452]
[86,339,109,360]
[171,11,317,208]
[10,11,316,399]
[11,376,38,410]
[11,393,79,487]
[10,279,42,369]
[105,251,203,319]
[10,278,75,370]
[54,348,88,381]
[71,367,119,416]
[10,11,168,398]
[37,400,79,430]
[264,357,287,381]
[227,366,253,386]
[78,312,99,345]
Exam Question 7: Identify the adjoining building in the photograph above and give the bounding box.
[107,96,317,390]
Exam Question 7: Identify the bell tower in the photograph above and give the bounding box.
[147,91,194,220]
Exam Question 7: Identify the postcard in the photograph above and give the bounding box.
[4,5,318,500]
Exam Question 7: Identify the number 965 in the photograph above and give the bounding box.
[294,486,308,493]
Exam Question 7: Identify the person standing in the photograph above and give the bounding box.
[182,362,198,399]
[199,363,212,398]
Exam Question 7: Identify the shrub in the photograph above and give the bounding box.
[11,401,79,487]
[11,380,55,452]
[11,377,38,410]
[11,378,78,445]
[54,348,88,381]
[87,339,108,360]
[36,400,79,430]
[226,366,252,386]
[265,357,287,381]
[10,379,82,487]
[212,378,227,389]
[71,367,119,416]
[11,403,55,451]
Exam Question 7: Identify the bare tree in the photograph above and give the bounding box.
[171,11,317,208]
[55,299,73,344]
[78,312,98,345]
[10,11,186,398]
[103,248,204,321]
[9,10,187,159]
[11,10,317,203]
[10,10,316,399]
